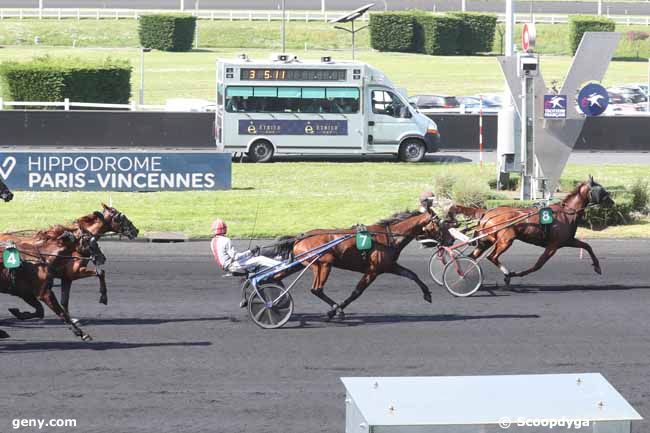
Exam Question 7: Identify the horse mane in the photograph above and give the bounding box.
[76,212,99,226]
[375,209,422,227]
[34,224,75,241]
[561,181,589,204]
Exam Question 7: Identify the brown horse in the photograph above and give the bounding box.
[271,203,442,320]
[0,229,105,340]
[0,176,13,339]
[0,204,138,317]
[456,177,613,288]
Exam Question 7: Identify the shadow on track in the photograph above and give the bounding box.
[288,313,540,328]
[492,284,650,294]
[1,316,233,327]
[0,341,211,353]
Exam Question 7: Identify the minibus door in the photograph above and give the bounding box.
[366,87,412,152]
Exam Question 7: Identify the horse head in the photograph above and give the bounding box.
[0,177,14,202]
[586,175,614,208]
[100,203,140,240]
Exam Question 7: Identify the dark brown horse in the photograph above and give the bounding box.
[0,176,13,339]
[456,177,613,288]
[271,203,442,320]
[0,204,138,317]
[0,229,105,340]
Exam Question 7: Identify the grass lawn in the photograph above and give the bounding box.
[0,162,647,239]
[1,46,649,103]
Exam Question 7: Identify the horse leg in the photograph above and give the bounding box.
[0,329,8,339]
[486,235,516,288]
[389,263,432,303]
[60,279,72,313]
[565,238,602,274]
[38,284,92,341]
[335,272,378,319]
[8,292,44,320]
[510,247,557,278]
[97,270,108,305]
[309,263,340,316]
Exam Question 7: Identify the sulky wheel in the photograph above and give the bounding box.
[428,247,460,286]
[442,256,483,297]
[248,283,294,329]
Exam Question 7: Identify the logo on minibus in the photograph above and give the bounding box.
[239,120,348,136]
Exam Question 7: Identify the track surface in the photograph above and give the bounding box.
[1,239,649,433]
[1,0,650,15]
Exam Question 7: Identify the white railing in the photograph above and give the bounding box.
[0,98,166,111]
[0,8,649,25]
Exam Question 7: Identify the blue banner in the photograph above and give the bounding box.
[0,152,231,191]
[239,119,348,136]
[543,95,567,119]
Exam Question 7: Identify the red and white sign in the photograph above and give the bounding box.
[522,23,536,53]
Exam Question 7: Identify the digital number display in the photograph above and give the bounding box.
[240,68,347,81]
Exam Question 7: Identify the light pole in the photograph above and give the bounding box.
[139,47,151,106]
[180,0,184,11]
[281,0,286,53]
[195,0,200,48]
[39,0,43,18]
[321,0,325,13]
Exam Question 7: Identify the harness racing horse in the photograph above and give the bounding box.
[0,229,105,340]
[0,177,14,339]
[458,177,613,288]
[0,204,138,317]
[271,202,443,320]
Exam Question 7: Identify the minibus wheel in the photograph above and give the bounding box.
[248,140,274,163]
[398,139,425,163]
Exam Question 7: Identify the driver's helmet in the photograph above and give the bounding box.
[211,219,227,236]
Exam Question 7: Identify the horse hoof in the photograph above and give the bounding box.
[594,265,602,275]
[81,334,93,342]
[423,292,432,303]
[239,299,248,309]
[99,295,108,305]
[8,308,22,319]
[337,309,346,320]
[325,309,337,321]
[504,274,512,288]
[0,330,9,339]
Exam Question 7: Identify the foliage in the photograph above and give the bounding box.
[629,178,649,211]
[369,12,415,52]
[449,12,498,54]
[138,14,196,52]
[568,15,615,55]
[413,14,461,55]
[0,56,131,106]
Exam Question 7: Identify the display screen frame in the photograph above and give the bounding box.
[240,68,347,82]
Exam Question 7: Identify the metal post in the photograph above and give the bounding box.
[497,0,515,190]
[281,0,286,53]
[195,0,199,48]
[139,47,145,105]
[180,0,184,11]
[39,0,43,18]
[647,59,650,112]
[520,75,535,200]
[351,20,355,60]
[598,0,603,15]
[505,0,513,56]
[461,0,466,12]
[321,0,325,13]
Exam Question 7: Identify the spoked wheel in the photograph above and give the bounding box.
[248,283,294,329]
[442,256,483,297]
[428,247,460,286]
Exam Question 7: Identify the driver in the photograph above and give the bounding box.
[210,219,281,274]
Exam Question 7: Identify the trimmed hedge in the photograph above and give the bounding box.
[369,12,415,52]
[0,56,132,106]
[414,14,461,55]
[568,15,615,54]
[138,14,197,52]
[450,12,498,54]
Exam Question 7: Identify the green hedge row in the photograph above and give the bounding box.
[369,12,415,52]
[0,57,132,106]
[568,15,616,54]
[138,14,197,52]
[370,11,497,55]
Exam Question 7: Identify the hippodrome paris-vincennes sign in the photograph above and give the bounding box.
[0,152,232,191]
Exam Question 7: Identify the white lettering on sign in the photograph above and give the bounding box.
[17,154,222,191]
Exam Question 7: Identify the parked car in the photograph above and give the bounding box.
[164,98,216,112]
[603,91,644,115]
[607,86,647,104]
[408,95,460,112]
[457,96,501,113]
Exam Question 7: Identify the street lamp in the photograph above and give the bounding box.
[281,0,286,53]
[139,47,152,106]
[331,4,374,61]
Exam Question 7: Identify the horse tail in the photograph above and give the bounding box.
[264,236,296,261]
